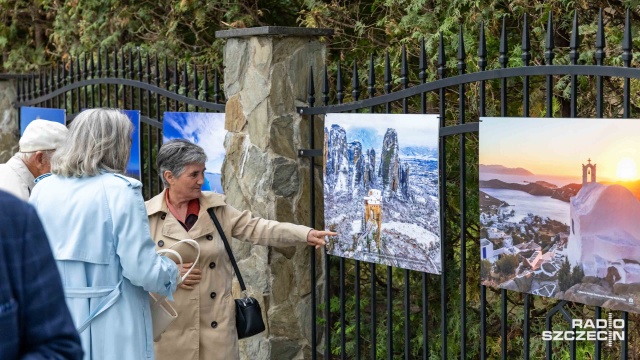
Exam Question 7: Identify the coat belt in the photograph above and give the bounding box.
[65,279,123,333]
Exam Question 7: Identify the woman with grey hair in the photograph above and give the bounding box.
[29,109,181,360]
[146,139,335,360]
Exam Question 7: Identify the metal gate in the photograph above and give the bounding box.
[299,10,638,360]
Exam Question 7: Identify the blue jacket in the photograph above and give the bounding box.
[0,190,83,359]
[29,173,179,360]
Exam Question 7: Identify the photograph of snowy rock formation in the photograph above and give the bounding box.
[480,117,640,313]
[323,113,441,274]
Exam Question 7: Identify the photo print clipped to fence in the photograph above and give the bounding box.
[121,110,141,180]
[323,113,441,274]
[163,112,226,193]
[480,117,640,314]
[20,106,66,135]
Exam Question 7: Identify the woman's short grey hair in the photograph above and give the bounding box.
[51,109,133,177]
[157,139,207,188]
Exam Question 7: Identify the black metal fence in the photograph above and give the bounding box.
[14,48,225,199]
[300,10,639,360]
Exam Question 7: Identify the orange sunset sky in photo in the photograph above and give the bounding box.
[480,117,640,184]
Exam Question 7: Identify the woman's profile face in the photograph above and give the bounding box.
[169,163,206,200]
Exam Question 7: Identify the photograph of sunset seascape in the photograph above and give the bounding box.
[480,117,640,313]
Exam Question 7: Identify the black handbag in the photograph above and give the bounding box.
[207,208,266,339]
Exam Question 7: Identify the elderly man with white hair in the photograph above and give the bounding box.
[0,119,68,200]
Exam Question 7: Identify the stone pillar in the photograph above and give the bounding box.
[216,27,332,360]
[0,80,18,162]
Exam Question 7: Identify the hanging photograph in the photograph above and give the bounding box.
[163,112,226,193]
[480,117,640,313]
[323,113,441,274]
[123,110,141,179]
[20,106,66,135]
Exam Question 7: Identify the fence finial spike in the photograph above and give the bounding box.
[478,20,486,60]
[499,16,507,55]
[623,8,632,52]
[308,66,315,96]
[570,11,580,65]
[308,66,315,106]
[570,11,580,49]
[546,11,554,50]
[384,51,392,83]
[419,38,426,73]
[522,13,530,52]
[499,17,508,68]
[596,8,605,49]
[438,32,445,67]
[352,61,359,90]
[336,60,344,104]
[401,45,408,88]
[322,64,329,105]
[368,53,376,97]
[457,25,466,61]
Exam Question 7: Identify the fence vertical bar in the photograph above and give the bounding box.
[437,32,447,360]
[620,11,632,359]
[367,53,377,360]
[400,44,411,360]
[383,50,394,360]
[164,57,170,112]
[595,9,605,118]
[545,12,554,118]
[138,48,143,114]
[90,51,96,108]
[98,48,103,107]
[62,63,67,112]
[457,25,467,360]
[106,49,111,107]
[194,63,199,112]
[307,66,318,360]
[121,49,126,109]
[127,49,133,110]
[214,69,221,105]
[155,55,162,194]
[183,62,189,112]
[419,37,429,360]
[478,21,487,360]
[322,64,331,360]
[82,53,87,108]
[351,60,362,360]
[69,60,75,112]
[521,14,532,360]
[335,60,346,360]
[498,17,508,360]
[174,59,179,111]
[569,12,579,118]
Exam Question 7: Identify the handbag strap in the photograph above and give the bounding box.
[206,208,246,291]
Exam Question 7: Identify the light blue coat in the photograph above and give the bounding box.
[29,172,179,360]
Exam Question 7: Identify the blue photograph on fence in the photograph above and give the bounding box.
[323,113,441,274]
[163,112,226,193]
[20,107,66,135]
[123,110,141,179]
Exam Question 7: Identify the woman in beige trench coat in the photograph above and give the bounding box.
[146,139,334,360]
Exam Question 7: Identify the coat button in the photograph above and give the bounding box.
[206,235,213,240]
[210,292,216,299]
[158,240,165,247]
[211,321,218,328]
[160,214,166,220]
[209,262,216,269]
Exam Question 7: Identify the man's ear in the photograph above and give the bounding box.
[34,151,46,166]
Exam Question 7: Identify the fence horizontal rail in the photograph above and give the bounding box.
[299,65,640,115]
[15,77,226,112]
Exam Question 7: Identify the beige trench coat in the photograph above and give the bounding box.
[146,190,311,360]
